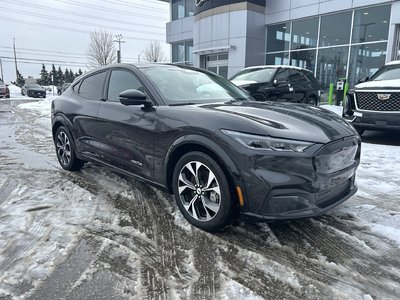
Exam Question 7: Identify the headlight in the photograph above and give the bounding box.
[222,130,314,152]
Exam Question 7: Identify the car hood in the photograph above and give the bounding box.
[199,101,356,144]
[355,79,400,90]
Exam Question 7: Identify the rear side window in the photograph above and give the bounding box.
[107,70,145,102]
[289,70,307,84]
[274,69,290,81]
[78,71,107,99]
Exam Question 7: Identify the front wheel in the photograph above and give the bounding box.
[55,126,84,171]
[172,152,235,232]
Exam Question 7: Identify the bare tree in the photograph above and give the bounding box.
[144,41,166,62]
[86,29,117,68]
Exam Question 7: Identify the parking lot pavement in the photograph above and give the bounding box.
[1,99,399,300]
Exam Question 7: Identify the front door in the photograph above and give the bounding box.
[205,53,229,79]
[96,69,156,180]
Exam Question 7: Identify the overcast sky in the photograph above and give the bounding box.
[0,0,169,83]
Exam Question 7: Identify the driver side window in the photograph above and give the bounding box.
[108,70,145,102]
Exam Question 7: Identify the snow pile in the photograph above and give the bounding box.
[7,84,22,97]
[18,97,54,116]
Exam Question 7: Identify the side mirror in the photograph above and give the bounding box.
[358,76,369,83]
[273,79,287,86]
[119,89,152,106]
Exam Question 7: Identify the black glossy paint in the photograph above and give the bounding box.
[231,66,320,104]
[52,63,360,220]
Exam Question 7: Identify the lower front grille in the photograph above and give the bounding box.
[355,91,400,111]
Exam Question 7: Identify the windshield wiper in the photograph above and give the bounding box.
[169,102,197,106]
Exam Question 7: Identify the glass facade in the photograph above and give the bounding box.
[172,40,193,65]
[172,0,194,21]
[266,4,391,99]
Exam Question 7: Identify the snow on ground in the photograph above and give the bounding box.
[1,99,400,299]
[320,104,343,116]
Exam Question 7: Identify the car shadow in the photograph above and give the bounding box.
[361,130,400,146]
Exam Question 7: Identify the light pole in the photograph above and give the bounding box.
[0,58,4,82]
[138,50,144,63]
[113,34,125,63]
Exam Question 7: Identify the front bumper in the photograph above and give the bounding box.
[233,136,360,220]
[345,110,400,130]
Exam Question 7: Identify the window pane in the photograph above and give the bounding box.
[79,72,106,99]
[348,42,387,87]
[267,23,291,52]
[172,0,184,20]
[266,52,289,65]
[320,12,352,47]
[352,5,390,43]
[291,17,318,50]
[316,46,349,93]
[185,40,193,65]
[108,70,144,102]
[172,42,185,63]
[289,70,308,84]
[185,0,194,17]
[290,50,316,71]
[219,66,228,79]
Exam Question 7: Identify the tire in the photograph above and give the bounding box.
[252,93,268,101]
[172,151,234,232]
[54,126,84,171]
[308,96,318,106]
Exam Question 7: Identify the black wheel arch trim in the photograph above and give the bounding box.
[163,134,249,211]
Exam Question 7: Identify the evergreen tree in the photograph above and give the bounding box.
[16,70,25,87]
[50,64,57,86]
[69,69,74,82]
[64,68,71,83]
[38,64,50,86]
[78,69,83,76]
[57,66,64,85]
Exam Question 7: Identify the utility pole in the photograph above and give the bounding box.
[13,38,18,83]
[0,58,4,82]
[138,50,144,63]
[113,34,125,63]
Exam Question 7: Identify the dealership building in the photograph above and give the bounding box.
[158,0,400,96]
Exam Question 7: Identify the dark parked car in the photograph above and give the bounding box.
[21,83,46,98]
[0,80,10,99]
[231,65,320,105]
[52,63,360,231]
[344,60,400,135]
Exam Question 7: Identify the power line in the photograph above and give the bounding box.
[53,0,168,20]
[2,0,165,30]
[1,56,88,65]
[0,17,165,42]
[96,0,167,13]
[0,47,141,61]
[0,7,164,36]
[2,59,87,68]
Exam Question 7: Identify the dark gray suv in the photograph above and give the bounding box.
[52,63,360,231]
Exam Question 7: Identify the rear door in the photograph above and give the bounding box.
[69,71,107,157]
[288,69,308,102]
[95,68,157,180]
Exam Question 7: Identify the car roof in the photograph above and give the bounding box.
[241,65,313,73]
[385,60,400,66]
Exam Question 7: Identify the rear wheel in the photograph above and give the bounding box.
[55,126,84,171]
[308,96,318,106]
[172,152,234,231]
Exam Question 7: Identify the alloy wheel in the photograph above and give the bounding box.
[56,131,71,166]
[177,161,221,222]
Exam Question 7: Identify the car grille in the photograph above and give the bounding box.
[355,91,400,111]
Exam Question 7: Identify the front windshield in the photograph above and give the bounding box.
[370,64,400,81]
[28,84,42,88]
[142,66,250,105]
[230,68,277,83]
